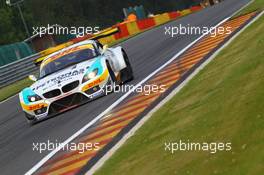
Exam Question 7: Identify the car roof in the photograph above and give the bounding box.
[45,40,95,60]
[40,40,96,68]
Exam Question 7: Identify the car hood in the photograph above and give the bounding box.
[30,58,101,95]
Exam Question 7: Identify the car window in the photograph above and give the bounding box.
[39,47,97,78]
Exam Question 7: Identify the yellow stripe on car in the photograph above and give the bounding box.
[82,69,109,92]
[21,102,48,111]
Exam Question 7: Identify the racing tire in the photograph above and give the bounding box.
[120,50,134,84]
[24,112,37,125]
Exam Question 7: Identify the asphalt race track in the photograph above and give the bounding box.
[0,0,250,174]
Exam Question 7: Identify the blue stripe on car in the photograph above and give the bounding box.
[22,88,35,105]
[85,57,104,75]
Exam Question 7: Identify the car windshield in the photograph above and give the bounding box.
[39,47,98,78]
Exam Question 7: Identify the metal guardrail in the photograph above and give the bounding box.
[0,53,40,88]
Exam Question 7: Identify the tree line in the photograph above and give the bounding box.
[0,0,201,45]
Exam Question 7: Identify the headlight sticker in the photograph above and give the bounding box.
[22,88,42,104]
[82,58,104,83]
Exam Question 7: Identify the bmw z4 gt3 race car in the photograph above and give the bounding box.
[19,40,133,124]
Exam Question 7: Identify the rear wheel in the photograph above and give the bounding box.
[121,50,134,83]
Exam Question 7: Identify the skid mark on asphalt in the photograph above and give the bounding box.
[35,12,257,175]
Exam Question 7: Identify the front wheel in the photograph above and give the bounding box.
[24,112,37,125]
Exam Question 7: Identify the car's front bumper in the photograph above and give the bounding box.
[20,69,111,121]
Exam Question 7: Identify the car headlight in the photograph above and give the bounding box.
[28,94,42,102]
[82,68,99,83]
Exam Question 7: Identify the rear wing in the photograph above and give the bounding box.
[91,27,119,40]
[34,27,119,66]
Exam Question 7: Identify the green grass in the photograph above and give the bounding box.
[95,4,264,175]
[0,78,32,101]
[234,0,264,17]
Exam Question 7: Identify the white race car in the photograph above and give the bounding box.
[19,40,133,124]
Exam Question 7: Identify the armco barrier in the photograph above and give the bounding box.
[98,35,116,45]
[136,18,156,30]
[180,9,192,16]
[114,24,130,40]
[126,21,141,35]
[168,11,181,19]
[190,6,203,12]
[0,53,40,88]
[153,13,171,25]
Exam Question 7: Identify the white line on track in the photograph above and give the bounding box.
[25,2,256,173]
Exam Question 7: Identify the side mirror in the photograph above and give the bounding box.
[102,45,108,54]
[28,75,37,82]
